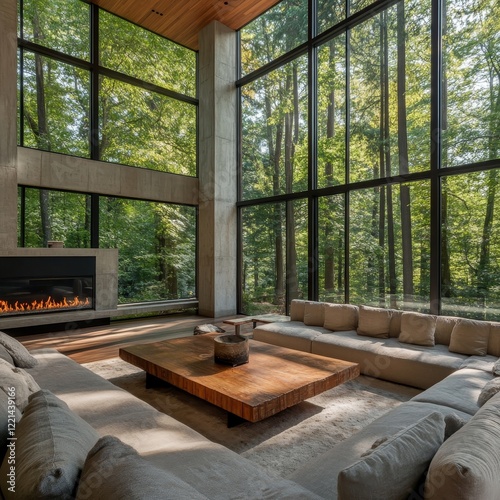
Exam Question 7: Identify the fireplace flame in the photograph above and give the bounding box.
[0,296,91,314]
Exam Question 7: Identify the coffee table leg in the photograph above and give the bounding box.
[227,412,247,428]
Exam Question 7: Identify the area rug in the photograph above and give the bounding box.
[82,357,420,477]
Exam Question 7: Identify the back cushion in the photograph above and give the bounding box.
[488,323,500,357]
[323,304,358,331]
[434,316,459,346]
[289,299,307,322]
[303,301,325,327]
[388,310,403,338]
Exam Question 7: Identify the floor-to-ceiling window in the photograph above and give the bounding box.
[17,0,198,306]
[239,0,500,320]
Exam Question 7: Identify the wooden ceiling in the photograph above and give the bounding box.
[89,0,281,51]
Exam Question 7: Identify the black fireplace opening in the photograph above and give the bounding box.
[0,256,95,317]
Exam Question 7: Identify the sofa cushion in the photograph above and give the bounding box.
[434,315,458,346]
[460,354,496,373]
[312,332,465,389]
[357,305,392,339]
[0,389,99,500]
[0,345,14,365]
[0,358,40,412]
[290,299,307,322]
[76,436,208,500]
[337,412,445,500]
[412,368,492,415]
[304,301,325,326]
[398,311,437,347]
[324,303,358,331]
[449,319,490,356]
[488,323,500,357]
[425,392,500,500]
[253,321,327,352]
[0,331,38,368]
[478,377,500,407]
[493,357,500,376]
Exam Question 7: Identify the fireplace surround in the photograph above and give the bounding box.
[0,248,118,331]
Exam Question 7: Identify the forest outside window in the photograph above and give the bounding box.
[18,188,197,305]
[238,0,500,320]
[18,0,197,176]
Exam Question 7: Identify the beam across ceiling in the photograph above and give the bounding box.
[88,0,281,50]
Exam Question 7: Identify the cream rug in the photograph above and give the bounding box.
[82,357,420,477]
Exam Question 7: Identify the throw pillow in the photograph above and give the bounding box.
[356,305,392,339]
[290,299,306,322]
[303,301,325,327]
[424,391,500,499]
[0,358,40,412]
[448,319,490,356]
[478,378,500,407]
[0,331,38,368]
[444,413,467,440]
[0,345,14,365]
[0,389,99,499]
[323,304,358,331]
[76,436,209,500]
[337,412,445,500]
[398,311,437,347]
[493,357,500,376]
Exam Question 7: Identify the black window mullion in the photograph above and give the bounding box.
[344,15,351,304]
[430,0,443,315]
[90,4,99,161]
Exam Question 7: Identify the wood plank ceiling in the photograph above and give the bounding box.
[89,0,281,51]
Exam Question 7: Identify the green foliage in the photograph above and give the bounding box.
[18,1,198,306]
[240,0,500,320]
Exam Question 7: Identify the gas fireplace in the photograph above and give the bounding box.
[0,256,95,317]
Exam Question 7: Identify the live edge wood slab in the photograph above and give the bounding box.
[119,334,360,426]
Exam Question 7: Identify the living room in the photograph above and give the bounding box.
[1,0,500,498]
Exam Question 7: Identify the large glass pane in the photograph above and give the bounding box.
[241,200,308,315]
[317,36,347,187]
[241,56,308,200]
[99,11,196,97]
[288,199,309,303]
[349,181,430,310]
[240,0,308,75]
[100,198,196,303]
[442,0,500,167]
[319,195,345,302]
[19,188,91,248]
[20,0,90,60]
[349,2,431,182]
[99,77,196,175]
[21,52,90,157]
[441,171,500,320]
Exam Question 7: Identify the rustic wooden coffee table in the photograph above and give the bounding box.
[119,334,359,426]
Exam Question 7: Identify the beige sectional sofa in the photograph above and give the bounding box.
[3,299,500,499]
[254,300,500,389]
[252,300,500,499]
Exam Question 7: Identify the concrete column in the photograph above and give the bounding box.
[198,21,237,317]
[0,0,18,248]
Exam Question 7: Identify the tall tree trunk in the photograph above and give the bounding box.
[265,89,285,306]
[397,1,414,303]
[324,40,336,293]
[441,178,452,298]
[382,11,397,307]
[286,66,299,302]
